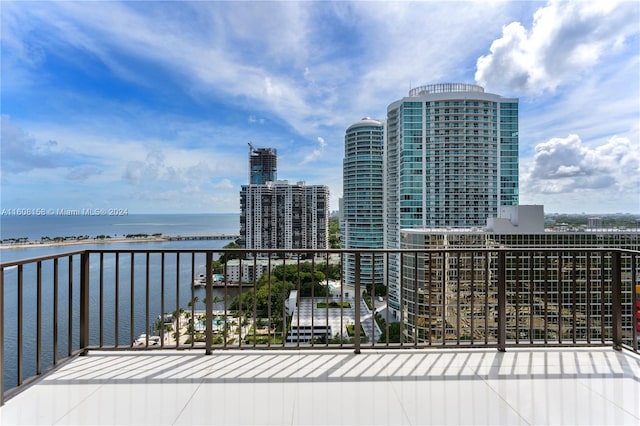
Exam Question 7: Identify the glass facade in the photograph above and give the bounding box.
[499,102,519,206]
[386,84,519,314]
[400,229,640,344]
[401,229,640,343]
[342,118,385,288]
[249,147,277,185]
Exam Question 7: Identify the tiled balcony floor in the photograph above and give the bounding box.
[1,347,639,425]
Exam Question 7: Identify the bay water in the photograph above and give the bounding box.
[1,214,241,391]
[1,213,240,244]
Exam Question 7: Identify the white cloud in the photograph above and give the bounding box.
[248,116,265,125]
[301,136,328,164]
[8,1,518,140]
[123,147,165,185]
[0,115,81,173]
[301,151,321,165]
[66,165,103,181]
[475,0,639,95]
[214,179,234,190]
[521,134,640,209]
[2,1,638,214]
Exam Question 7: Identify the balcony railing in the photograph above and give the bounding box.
[1,248,639,405]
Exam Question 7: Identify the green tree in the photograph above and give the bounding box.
[212,259,223,274]
[365,283,387,297]
[299,281,330,297]
[218,241,241,264]
[256,279,293,323]
[328,216,340,248]
[187,296,200,309]
[379,322,401,343]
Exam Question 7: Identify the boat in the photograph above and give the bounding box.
[193,273,206,287]
[133,334,161,346]
[194,273,225,287]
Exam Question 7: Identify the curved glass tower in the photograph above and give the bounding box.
[386,83,519,316]
[342,118,385,289]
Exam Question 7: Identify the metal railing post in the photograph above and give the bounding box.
[18,265,23,384]
[354,252,361,354]
[611,250,622,350]
[2,246,638,404]
[80,252,90,353]
[0,267,4,406]
[497,250,506,352]
[36,262,42,374]
[205,252,213,355]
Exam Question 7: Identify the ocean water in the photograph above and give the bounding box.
[1,214,241,391]
[0,213,240,263]
[1,213,240,242]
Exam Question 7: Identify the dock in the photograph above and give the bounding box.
[193,281,254,288]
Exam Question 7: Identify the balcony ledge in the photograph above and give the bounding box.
[1,347,639,425]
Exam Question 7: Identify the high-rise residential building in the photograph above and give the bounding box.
[342,118,385,288]
[240,180,329,253]
[241,143,329,255]
[399,205,640,344]
[588,217,605,229]
[248,144,277,184]
[385,83,519,316]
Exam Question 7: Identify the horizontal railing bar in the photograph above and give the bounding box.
[1,350,84,398]
[0,250,86,268]
[83,341,614,350]
[3,247,639,269]
[86,248,639,255]
[2,246,638,408]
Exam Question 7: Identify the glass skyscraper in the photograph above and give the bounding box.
[386,83,519,315]
[342,118,385,288]
[249,145,277,185]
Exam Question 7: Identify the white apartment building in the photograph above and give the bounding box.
[224,258,271,283]
[240,180,329,253]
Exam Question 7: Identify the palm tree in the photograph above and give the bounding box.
[187,296,200,309]
[163,324,174,344]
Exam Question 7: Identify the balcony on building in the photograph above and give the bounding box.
[1,246,639,425]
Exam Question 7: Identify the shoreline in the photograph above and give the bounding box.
[0,234,240,250]
[0,236,169,250]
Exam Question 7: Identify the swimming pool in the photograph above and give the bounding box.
[194,318,227,332]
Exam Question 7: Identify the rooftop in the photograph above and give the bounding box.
[1,347,638,425]
[408,83,485,96]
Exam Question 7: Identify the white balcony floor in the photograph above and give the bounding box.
[1,347,639,425]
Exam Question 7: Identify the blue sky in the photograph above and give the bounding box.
[1,1,639,214]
